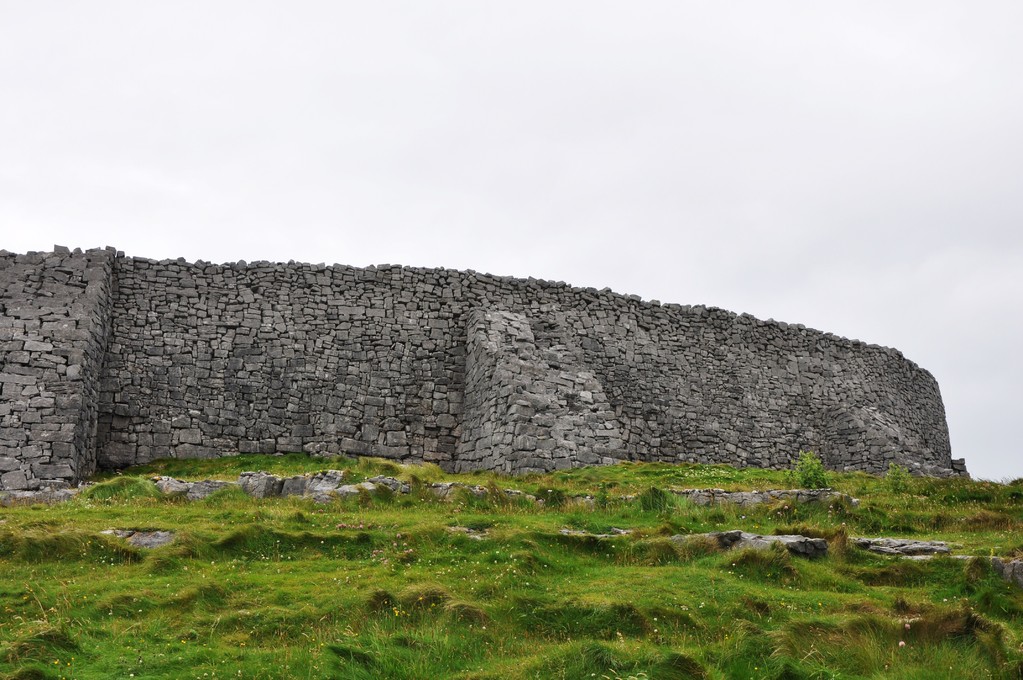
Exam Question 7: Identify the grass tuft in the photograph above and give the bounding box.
[80,475,162,501]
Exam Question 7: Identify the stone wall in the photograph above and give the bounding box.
[0,247,965,488]
[0,247,114,489]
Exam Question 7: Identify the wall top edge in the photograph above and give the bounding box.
[0,245,924,371]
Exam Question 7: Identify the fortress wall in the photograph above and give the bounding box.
[0,248,114,489]
[86,253,957,480]
[0,247,963,487]
[96,258,466,469]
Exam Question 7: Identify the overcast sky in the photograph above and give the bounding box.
[2,2,1020,480]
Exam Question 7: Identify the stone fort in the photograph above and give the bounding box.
[0,246,966,490]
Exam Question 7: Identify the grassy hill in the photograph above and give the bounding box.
[1,455,1021,679]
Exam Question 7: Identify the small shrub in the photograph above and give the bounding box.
[793,451,828,489]
[884,462,911,494]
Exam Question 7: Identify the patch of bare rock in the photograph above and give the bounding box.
[558,527,633,539]
[0,486,82,506]
[852,537,951,557]
[672,530,829,558]
[991,558,1023,589]
[673,488,858,508]
[446,526,490,540]
[100,529,175,549]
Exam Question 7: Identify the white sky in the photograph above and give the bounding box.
[2,2,1020,479]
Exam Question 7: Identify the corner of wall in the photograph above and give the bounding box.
[0,247,115,489]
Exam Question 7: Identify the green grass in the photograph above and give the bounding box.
[1,456,1022,678]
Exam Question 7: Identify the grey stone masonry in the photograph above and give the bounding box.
[0,247,114,489]
[459,308,626,473]
[0,246,965,487]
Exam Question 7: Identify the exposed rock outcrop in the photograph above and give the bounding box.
[673,530,828,558]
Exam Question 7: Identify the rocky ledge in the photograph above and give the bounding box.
[852,537,951,556]
[673,530,829,558]
[673,488,858,508]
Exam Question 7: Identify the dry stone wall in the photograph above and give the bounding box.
[0,247,965,488]
[0,247,114,489]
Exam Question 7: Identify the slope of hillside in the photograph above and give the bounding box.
[1,456,1020,679]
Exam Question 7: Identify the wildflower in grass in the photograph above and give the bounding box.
[899,641,906,648]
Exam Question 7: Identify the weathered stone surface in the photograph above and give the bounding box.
[185,480,234,500]
[429,482,488,499]
[1,247,962,486]
[0,486,82,505]
[238,471,284,498]
[367,475,409,493]
[991,558,1023,589]
[101,529,175,548]
[153,476,191,496]
[0,248,114,490]
[152,475,237,499]
[852,537,951,556]
[674,488,859,508]
[675,530,828,558]
[558,527,632,539]
[334,482,377,498]
[447,526,489,540]
[280,476,308,497]
[305,470,347,494]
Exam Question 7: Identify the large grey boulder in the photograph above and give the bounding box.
[152,476,191,496]
[239,471,284,498]
[280,476,308,497]
[306,470,347,494]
